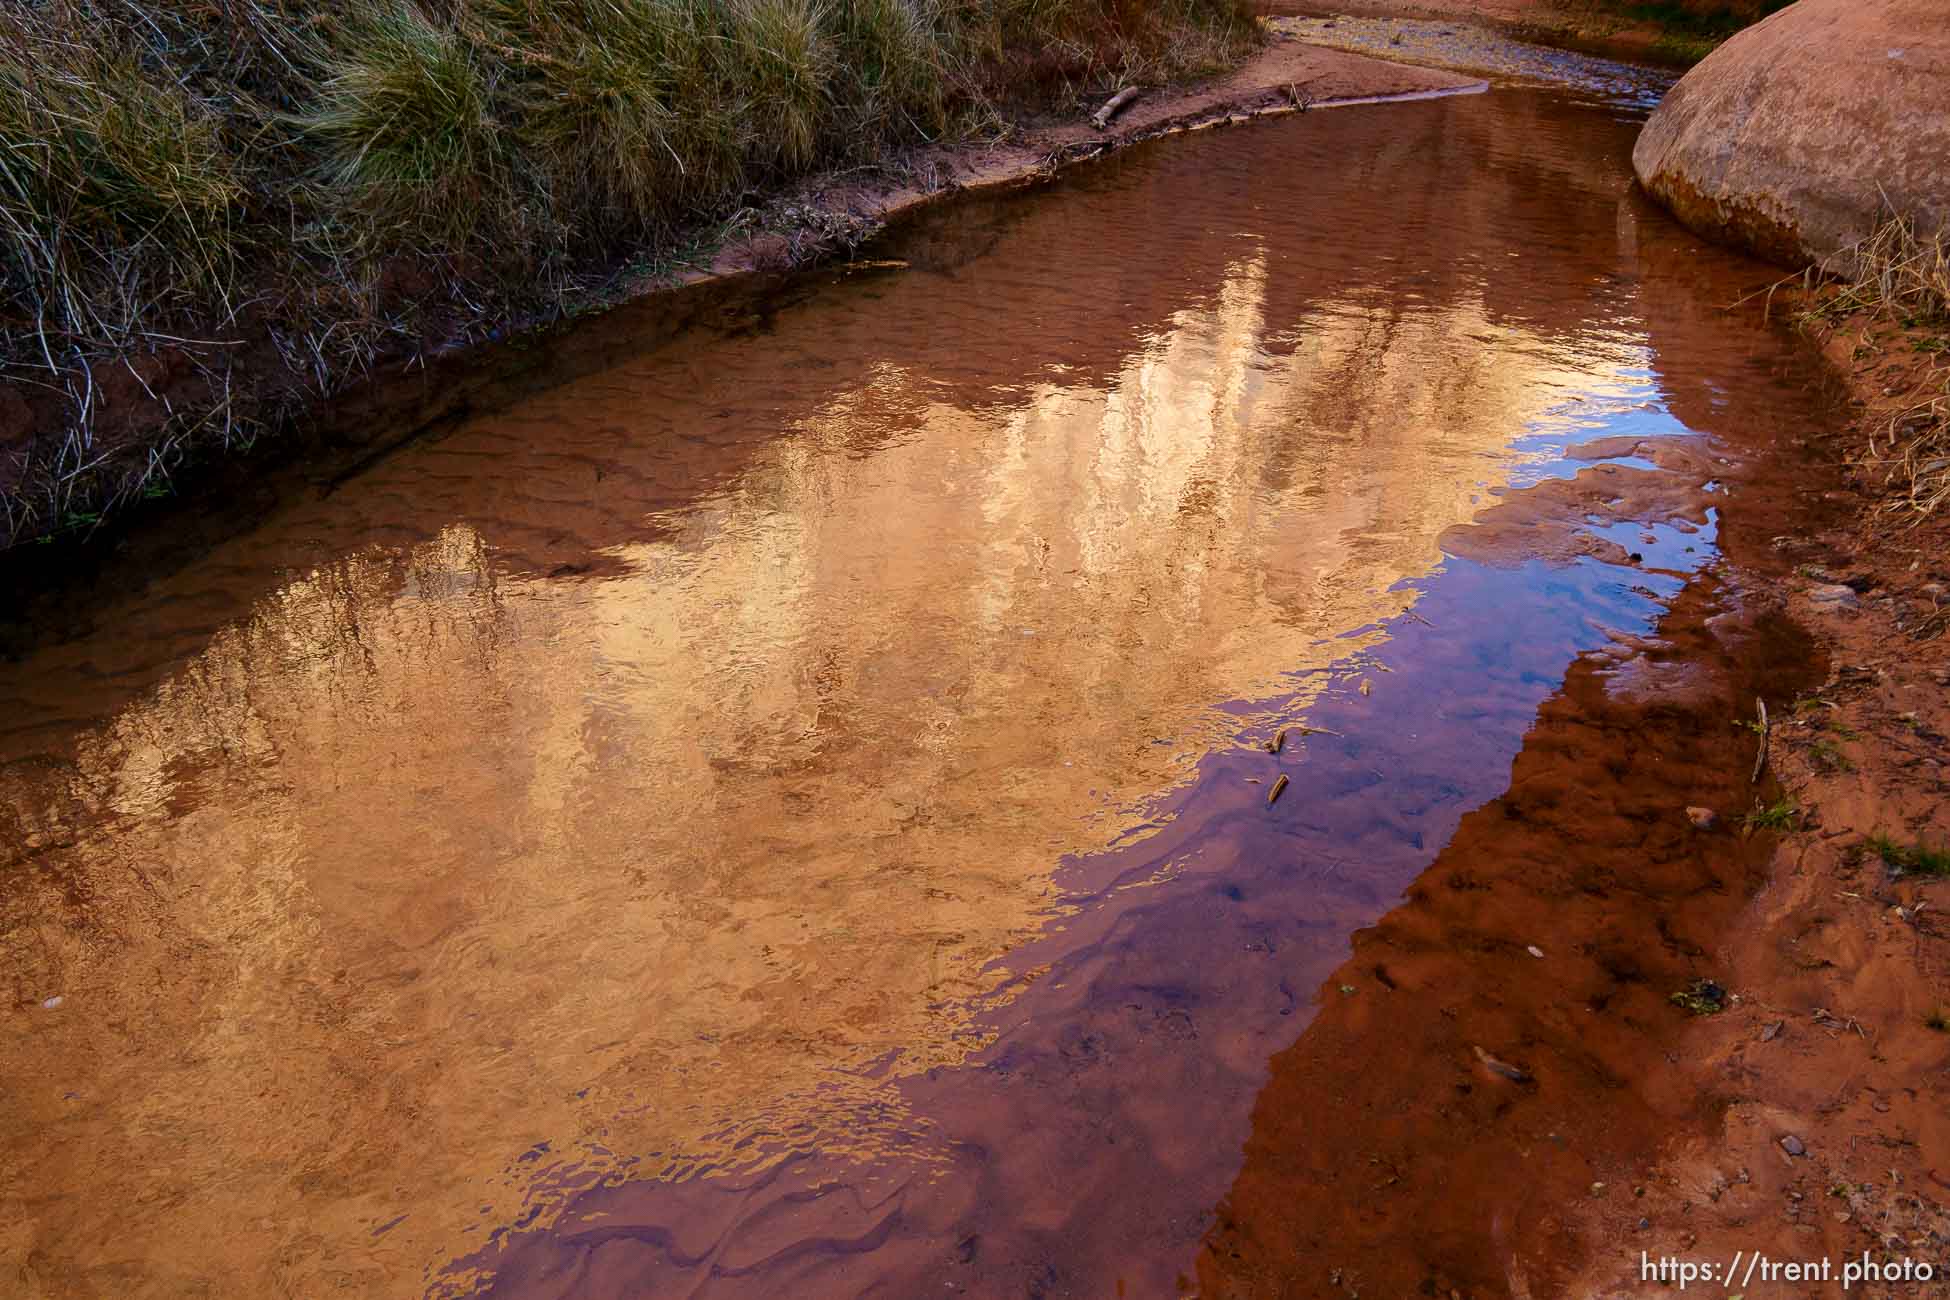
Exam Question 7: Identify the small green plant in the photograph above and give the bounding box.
[1746,798,1799,832]
[1671,979,1728,1016]
[1809,739,1855,772]
[1868,833,1950,876]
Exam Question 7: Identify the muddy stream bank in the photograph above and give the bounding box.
[1,59,1862,1299]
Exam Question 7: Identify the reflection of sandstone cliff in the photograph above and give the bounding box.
[0,269,1647,1299]
[0,88,1795,1298]
[1,89,1651,742]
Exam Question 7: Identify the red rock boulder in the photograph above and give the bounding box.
[1633,0,1950,268]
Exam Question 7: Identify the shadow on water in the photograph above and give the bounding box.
[0,77,1843,1300]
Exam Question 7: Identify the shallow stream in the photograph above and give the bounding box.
[1,65,1842,1299]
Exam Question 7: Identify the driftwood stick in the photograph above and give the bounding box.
[1091,86,1142,130]
[1752,697,1770,783]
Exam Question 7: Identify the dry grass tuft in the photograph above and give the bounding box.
[1863,387,1949,521]
[1800,214,1950,523]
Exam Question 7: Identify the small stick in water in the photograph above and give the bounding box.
[1267,774,1290,805]
[1751,697,1770,783]
[1473,1045,1533,1084]
[1264,728,1288,754]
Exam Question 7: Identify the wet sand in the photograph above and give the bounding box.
[1199,453,1836,1297]
[1272,0,1751,64]
[1548,311,1950,1298]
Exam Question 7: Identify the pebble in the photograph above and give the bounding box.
[1807,583,1860,611]
[1526,945,1545,958]
[1781,1135,1807,1156]
[1686,806,1719,830]
[41,995,63,1010]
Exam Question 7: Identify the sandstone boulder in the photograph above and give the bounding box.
[1633,0,1950,268]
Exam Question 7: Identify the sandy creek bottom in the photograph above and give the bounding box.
[0,74,1847,1299]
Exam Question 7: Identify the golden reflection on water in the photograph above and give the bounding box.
[3,238,1642,1294]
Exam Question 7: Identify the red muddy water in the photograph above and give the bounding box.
[1,65,1845,1300]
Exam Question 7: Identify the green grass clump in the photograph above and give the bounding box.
[1868,832,1950,877]
[0,30,244,335]
[830,0,952,133]
[730,0,841,171]
[296,1,510,254]
[1745,797,1799,832]
[1670,978,1728,1016]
